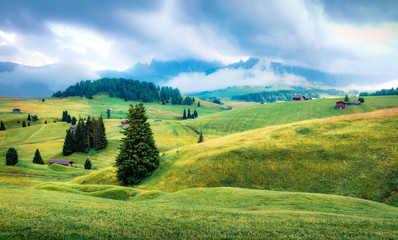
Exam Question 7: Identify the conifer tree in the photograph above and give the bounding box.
[6,148,18,166]
[74,119,86,152]
[45,121,47,124]
[115,102,159,185]
[63,130,74,156]
[198,132,204,143]
[197,101,200,107]
[0,120,5,131]
[32,149,44,164]
[97,116,107,150]
[183,109,187,119]
[22,121,26,127]
[71,116,77,125]
[84,158,92,170]
[27,114,31,121]
[28,122,30,126]
[344,94,349,102]
[193,110,198,118]
[42,98,45,102]
[67,114,72,123]
[187,109,191,119]
[85,116,93,149]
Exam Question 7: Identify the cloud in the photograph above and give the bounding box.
[0,63,99,92]
[346,79,398,91]
[163,59,308,93]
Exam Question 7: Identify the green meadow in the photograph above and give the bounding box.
[0,95,397,239]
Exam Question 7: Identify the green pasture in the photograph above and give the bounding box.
[0,177,397,239]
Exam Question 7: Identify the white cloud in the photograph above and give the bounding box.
[347,79,398,91]
[163,59,308,93]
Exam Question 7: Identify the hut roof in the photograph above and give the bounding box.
[48,159,74,166]
[336,101,347,104]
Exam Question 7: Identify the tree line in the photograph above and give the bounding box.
[52,78,191,105]
[231,90,321,103]
[183,109,198,119]
[360,87,398,96]
[63,116,107,156]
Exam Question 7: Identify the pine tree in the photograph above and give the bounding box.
[74,119,86,152]
[22,121,26,127]
[32,149,44,164]
[71,116,77,125]
[27,122,30,126]
[63,130,74,156]
[42,98,45,102]
[115,102,159,185]
[198,132,204,143]
[97,116,107,150]
[67,114,72,123]
[183,109,187,119]
[6,148,18,166]
[187,109,191,119]
[197,101,200,107]
[193,110,198,118]
[85,116,93,149]
[0,120,5,131]
[45,121,47,124]
[27,114,31,121]
[344,94,349,102]
[84,158,92,170]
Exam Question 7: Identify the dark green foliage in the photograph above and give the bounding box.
[73,119,86,153]
[358,97,365,103]
[63,130,74,156]
[344,94,349,102]
[193,110,198,118]
[71,116,77,125]
[32,115,38,122]
[62,110,68,122]
[27,122,30,127]
[84,158,92,170]
[197,101,200,107]
[45,121,47,124]
[0,120,5,131]
[97,116,107,150]
[115,102,159,185]
[198,132,204,143]
[22,121,26,127]
[213,99,222,105]
[187,109,191,119]
[42,98,45,102]
[360,87,398,96]
[6,148,18,166]
[183,96,195,105]
[52,78,183,104]
[67,114,71,123]
[32,149,44,164]
[27,114,31,121]
[107,109,111,119]
[183,109,187,119]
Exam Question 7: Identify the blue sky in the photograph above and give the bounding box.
[0,0,397,93]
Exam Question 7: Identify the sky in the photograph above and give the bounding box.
[0,0,397,94]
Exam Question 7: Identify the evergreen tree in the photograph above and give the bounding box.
[71,116,77,125]
[62,111,68,122]
[6,148,18,166]
[67,114,72,123]
[45,121,47,124]
[193,110,198,118]
[358,97,365,103]
[27,114,31,121]
[63,130,74,156]
[84,158,92,170]
[28,122,30,126]
[198,132,204,143]
[97,116,107,150]
[74,119,86,152]
[32,149,44,164]
[0,120,5,131]
[115,102,159,185]
[344,94,349,102]
[85,116,93,149]
[183,109,187,119]
[187,109,191,119]
[22,121,26,127]
[197,101,200,107]
[42,98,45,102]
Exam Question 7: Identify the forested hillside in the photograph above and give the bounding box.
[52,78,184,104]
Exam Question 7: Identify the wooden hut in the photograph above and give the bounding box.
[12,109,21,113]
[292,96,305,101]
[348,101,361,105]
[121,121,130,127]
[48,159,74,167]
[335,101,348,109]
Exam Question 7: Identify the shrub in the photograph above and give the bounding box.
[6,148,18,166]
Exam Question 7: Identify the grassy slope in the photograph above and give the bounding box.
[0,176,397,239]
[188,96,398,139]
[135,109,398,206]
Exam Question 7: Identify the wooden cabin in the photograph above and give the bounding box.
[227,106,232,110]
[12,109,21,113]
[69,125,77,131]
[335,101,348,109]
[154,120,162,122]
[48,159,74,167]
[121,121,130,127]
[304,97,312,100]
[292,96,305,101]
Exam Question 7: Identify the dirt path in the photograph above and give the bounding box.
[185,125,205,142]
[0,172,73,178]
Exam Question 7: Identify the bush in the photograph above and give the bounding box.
[84,158,92,170]
[6,148,18,166]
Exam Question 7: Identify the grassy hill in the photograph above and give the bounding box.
[1,176,397,239]
[188,96,398,139]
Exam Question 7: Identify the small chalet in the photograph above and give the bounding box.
[348,101,361,105]
[69,125,77,131]
[227,106,232,110]
[335,101,348,109]
[304,97,312,100]
[12,109,21,113]
[293,96,305,101]
[154,119,162,122]
[48,159,74,167]
[121,121,130,127]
